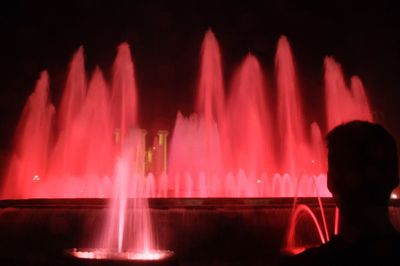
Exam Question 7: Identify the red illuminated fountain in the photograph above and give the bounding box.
[0,29,377,264]
[1,30,373,199]
[169,32,372,198]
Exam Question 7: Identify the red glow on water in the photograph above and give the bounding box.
[67,248,174,261]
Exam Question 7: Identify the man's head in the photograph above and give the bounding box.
[327,121,399,207]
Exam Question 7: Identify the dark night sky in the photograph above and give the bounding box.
[0,0,399,167]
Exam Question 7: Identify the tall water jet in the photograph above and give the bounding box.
[44,49,115,197]
[1,71,55,198]
[48,48,87,180]
[100,132,154,252]
[196,29,225,127]
[71,68,114,196]
[101,43,150,252]
[88,43,176,264]
[58,47,87,131]
[226,54,275,174]
[111,43,138,146]
[350,76,373,121]
[169,29,226,195]
[275,36,309,176]
[194,29,225,178]
[324,57,373,130]
[44,68,115,197]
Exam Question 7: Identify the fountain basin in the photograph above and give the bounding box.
[65,248,177,266]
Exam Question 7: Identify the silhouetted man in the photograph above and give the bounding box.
[280,120,400,266]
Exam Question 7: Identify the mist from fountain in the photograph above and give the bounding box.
[99,131,155,254]
[1,71,54,198]
[324,57,373,131]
